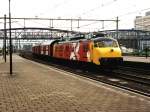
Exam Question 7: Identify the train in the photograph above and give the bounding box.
[32,33,123,67]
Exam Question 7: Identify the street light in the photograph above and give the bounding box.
[9,0,12,75]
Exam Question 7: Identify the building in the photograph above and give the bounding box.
[135,11,150,31]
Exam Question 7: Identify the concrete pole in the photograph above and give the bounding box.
[4,15,7,62]
[9,0,13,75]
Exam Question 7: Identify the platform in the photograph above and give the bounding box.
[123,56,150,63]
[0,55,149,112]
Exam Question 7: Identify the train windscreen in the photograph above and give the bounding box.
[94,38,118,48]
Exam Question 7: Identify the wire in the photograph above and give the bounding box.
[30,20,49,28]
[53,0,70,8]
[14,22,24,27]
[77,0,118,17]
[79,21,99,28]
[43,0,71,16]
[118,7,150,18]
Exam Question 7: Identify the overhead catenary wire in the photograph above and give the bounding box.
[79,7,150,30]
[73,0,150,30]
[53,0,70,8]
[77,0,118,17]
[118,7,150,18]
[42,0,72,16]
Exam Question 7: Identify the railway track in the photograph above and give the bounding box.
[20,52,150,97]
[75,66,150,97]
[109,69,150,96]
[113,66,150,85]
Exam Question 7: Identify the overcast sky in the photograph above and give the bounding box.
[0,0,150,31]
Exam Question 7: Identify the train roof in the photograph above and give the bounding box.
[57,36,116,44]
[33,40,59,47]
[92,37,117,41]
[55,33,116,44]
[41,40,58,45]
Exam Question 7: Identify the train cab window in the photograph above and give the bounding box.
[94,42,104,47]
[94,39,118,47]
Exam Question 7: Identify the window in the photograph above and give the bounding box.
[94,39,118,47]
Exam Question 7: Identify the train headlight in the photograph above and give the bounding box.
[110,49,114,52]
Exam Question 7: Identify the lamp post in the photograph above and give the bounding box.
[9,0,12,75]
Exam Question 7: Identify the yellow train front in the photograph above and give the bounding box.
[90,37,123,66]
